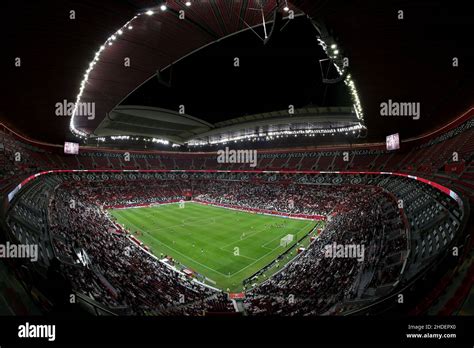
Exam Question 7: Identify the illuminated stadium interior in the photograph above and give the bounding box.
[1,0,474,345]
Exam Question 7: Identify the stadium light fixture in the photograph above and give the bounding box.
[70,14,141,138]
[319,37,361,120]
[72,7,361,141]
[187,124,365,146]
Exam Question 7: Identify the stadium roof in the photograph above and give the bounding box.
[95,103,359,144]
[2,0,473,146]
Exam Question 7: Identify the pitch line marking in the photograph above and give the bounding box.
[119,216,232,277]
[233,254,258,261]
[115,209,260,276]
[117,210,254,276]
[113,205,321,280]
[144,212,230,232]
[229,221,316,278]
[120,214,264,277]
[218,225,271,249]
[261,221,316,248]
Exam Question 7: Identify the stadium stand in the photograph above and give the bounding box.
[0,114,472,316]
[1,116,468,179]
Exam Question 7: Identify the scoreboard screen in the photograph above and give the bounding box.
[386,133,400,151]
[64,142,79,154]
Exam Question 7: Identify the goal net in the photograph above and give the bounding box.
[280,234,294,247]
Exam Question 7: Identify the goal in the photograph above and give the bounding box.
[280,234,294,247]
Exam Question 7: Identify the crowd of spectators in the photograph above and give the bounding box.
[1,117,470,316]
[13,167,466,317]
[41,175,408,315]
[48,183,233,315]
[193,180,367,216]
[243,187,407,315]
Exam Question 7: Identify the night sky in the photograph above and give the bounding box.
[121,16,351,122]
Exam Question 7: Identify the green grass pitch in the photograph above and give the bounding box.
[109,202,320,292]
